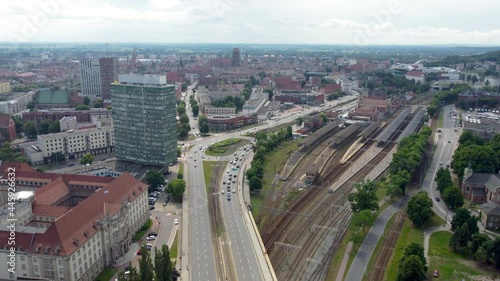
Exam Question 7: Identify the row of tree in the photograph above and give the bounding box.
[197,115,209,135]
[0,142,26,162]
[211,95,246,112]
[176,101,191,139]
[434,168,464,210]
[245,127,293,192]
[449,208,500,268]
[23,120,60,140]
[452,131,500,180]
[426,84,470,117]
[457,97,499,111]
[382,126,432,199]
[189,95,199,117]
[116,244,177,281]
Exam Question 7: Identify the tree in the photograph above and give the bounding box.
[348,180,379,213]
[396,255,427,281]
[286,126,293,139]
[472,75,479,84]
[80,153,95,165]
[48,121,60,133]
[451,208,471,230]
[407,191,433,227]
[93,100,103,108]
[154,244,173,281]
[23,121,38,139]
[138,244,155,281]
[350,209,375,234]
[11,115,23,134]
[179,113,189,124]
[400,243,427,272]
[198,116,209,135]
[434,167,453,193]
[442,185,464,210]
[75,105,91,110]
[145,170,165,189]
[0,142,26,162]
[192,104,199,116]
[470,233,490,255]
[319,112,328,124]
[296,116,305,127]
[167,179,186,201]
[250,75,257,86]
[450,223,471,251]
[38,120,50,134]
[83,96,90,105]
[249,176,262,192]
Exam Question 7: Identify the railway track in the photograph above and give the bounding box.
[264,109,418,280]
[207,163,237,281]
[367,210,407,281]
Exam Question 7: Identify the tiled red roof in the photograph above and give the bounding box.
[0,173,148,256]
[0,161,34,173]
[35,178,70,205]
[406,71,423,77]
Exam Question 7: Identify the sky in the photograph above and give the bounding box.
[3,0,500,46]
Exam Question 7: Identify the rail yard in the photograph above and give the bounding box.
[255,106,426,281]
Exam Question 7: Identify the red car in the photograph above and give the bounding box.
[136,250,141,255]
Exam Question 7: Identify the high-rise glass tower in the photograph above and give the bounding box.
[111,74,177,166]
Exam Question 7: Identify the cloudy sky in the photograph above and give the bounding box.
[3,0,500,45]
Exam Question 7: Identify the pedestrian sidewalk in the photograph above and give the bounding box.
[423,225,451,262]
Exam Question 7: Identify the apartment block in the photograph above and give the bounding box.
[35,126,114,162]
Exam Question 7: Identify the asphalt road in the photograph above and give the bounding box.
[187,148,217,281]
[421,104,461,223]
[218,151,264,281]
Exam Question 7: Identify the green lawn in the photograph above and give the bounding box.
[438,108,444,128]
[203,161,227,193]
[178,162,184,177]
[384,214,445,280]
[95,267,116,281]
[170,231,178,259]
[206,138,249,156]
[376,186,387,202]
[251,139,301,224]
[428,231,499,281]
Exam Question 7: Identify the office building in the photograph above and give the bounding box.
[79,58,119,98]
[0,81,11,93]
[0,162,149,281]
[99,58,119,99]
[111,74,177,166]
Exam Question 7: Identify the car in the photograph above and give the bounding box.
[433,269,439,277]
[221,189,225,194]
[137,250,141,255]
[190,154,192,158]
[236,165,240,169]
[227,170,229,173]
[202,155,205,159]
[227,195,231,201]
[163,200,168,206]
[194,158,196,161]
[174,219,179,225]
[149,205,155,210]
[232,189,235,193]
[440,162,443,165]
[222,181,225,185]
[448,140,451,143]
[148,232,158,237]
[230,160,233,164]
[435,197,440,202]
[232,179,236,183]
[146,236,155,241]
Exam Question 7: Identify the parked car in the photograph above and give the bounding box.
[174,219,179,225]
[433,269,439,277]
[148,232,158,237]
[146,236,156,241]
[435,197,440,202]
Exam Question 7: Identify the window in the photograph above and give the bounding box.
[22,265,26,270]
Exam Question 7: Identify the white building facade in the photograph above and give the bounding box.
[80,59,102,97]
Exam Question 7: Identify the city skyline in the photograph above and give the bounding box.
[3,0,500,45]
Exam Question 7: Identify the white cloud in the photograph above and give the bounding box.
[1,0,500,45]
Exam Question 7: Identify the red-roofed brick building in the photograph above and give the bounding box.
[0,114,17,142]
[0,162,149,281]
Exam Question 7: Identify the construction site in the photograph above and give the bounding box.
[250,106,426,281]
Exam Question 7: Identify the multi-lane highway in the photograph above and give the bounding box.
[422,105,461,222]
[187,148,217,281]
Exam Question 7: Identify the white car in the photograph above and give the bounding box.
[221,189,225,194]
[232,189,235,193]
[174,219,179,225]
[146,236,156,241]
